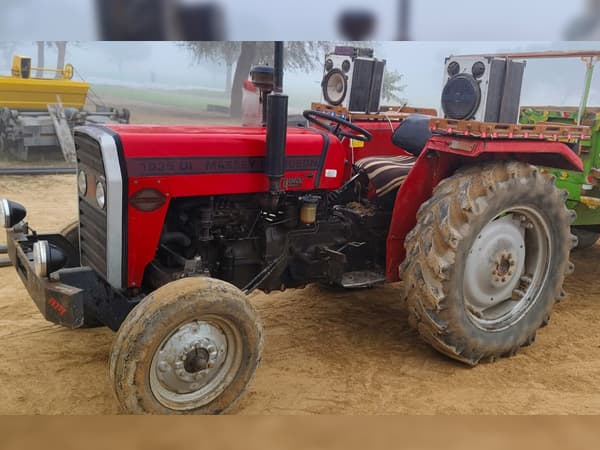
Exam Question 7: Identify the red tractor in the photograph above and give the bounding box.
[1,44,583,414]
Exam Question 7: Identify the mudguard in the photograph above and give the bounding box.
[385,134,583,281]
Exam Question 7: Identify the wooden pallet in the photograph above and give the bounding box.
[429,117,592,141]
[310,102,438,121]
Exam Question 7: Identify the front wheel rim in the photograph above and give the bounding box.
[149,315,243,411]
[463,206,552,331]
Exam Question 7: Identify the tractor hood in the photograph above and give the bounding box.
[96,124,346,195]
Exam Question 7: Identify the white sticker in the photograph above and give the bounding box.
[325,169,338,178]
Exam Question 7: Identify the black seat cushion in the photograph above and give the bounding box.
[391,114,433,156]
[355,155,417,197]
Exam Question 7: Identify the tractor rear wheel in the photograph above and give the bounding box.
[571,228,599,250]
[401,162,576,365]
[109,277,263,414]
[60,220,104,328]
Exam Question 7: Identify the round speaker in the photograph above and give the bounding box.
[472,61,486,79]
[441,74,481,120]
[447,61,460,77]
[321,69,348,106]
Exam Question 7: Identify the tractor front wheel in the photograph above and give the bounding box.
[109,277,263,414]
[401,162,576,365]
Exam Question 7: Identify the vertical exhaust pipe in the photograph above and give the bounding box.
[265,41,288,199]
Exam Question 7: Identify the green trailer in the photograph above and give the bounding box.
[520,107,600,247]
[516,52,599,248]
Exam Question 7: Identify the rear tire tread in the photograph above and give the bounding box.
[401,162,575,365]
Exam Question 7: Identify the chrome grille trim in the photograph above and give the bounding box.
[75,126,124,289]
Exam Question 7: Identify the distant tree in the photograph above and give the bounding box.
[36,41,44,77]
[382,68,407,104]
[32,42,70,78]
[182,41,331,117]
[184,41,239,94]
[54,41,67,78]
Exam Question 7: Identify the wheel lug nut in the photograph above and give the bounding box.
[158,361,169,372]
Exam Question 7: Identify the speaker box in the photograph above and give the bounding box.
[321,48,386,114]
[441,56,526,123]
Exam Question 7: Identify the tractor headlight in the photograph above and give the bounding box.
[77,170,87,196]
[33,240,67,278]
[33,240,48,277]
[1,198,27,228]
[96,179,106,210]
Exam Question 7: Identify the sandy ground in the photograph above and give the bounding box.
[1,102,600,414]
[1,173,600,415]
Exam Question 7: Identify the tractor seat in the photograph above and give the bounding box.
[354,114,431,198]
[391,114,432,156]
[355,155,417,197]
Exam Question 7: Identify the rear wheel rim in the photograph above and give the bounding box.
[463,206,551,331]
[149,315,243,411]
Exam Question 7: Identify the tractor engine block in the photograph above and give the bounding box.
[145,191,391,293]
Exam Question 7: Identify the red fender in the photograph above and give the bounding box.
[385,135,583,282]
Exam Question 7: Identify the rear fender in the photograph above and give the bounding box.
[385,135,583,281]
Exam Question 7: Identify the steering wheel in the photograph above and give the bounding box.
[303,110,372,142]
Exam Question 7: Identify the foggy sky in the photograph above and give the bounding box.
[0,41,598,110]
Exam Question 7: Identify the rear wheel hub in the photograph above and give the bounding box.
[463,208,551,331]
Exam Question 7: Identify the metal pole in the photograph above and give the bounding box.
[577,57,596,126]
[273,41,284,93]
[398,0,411,41]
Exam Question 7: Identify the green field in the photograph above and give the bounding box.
[92,84,229,110]
[92,83,317,113]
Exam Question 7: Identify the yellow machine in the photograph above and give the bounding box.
[0,56,129,161]
[1,55,88,111]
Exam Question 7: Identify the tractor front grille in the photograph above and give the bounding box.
[76,135,108,278]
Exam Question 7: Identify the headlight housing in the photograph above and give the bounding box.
[77,170,87,196]
[33,240,48,278]
[33,240,67,278]
[96,179,106,210]
[0,198,27,228]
